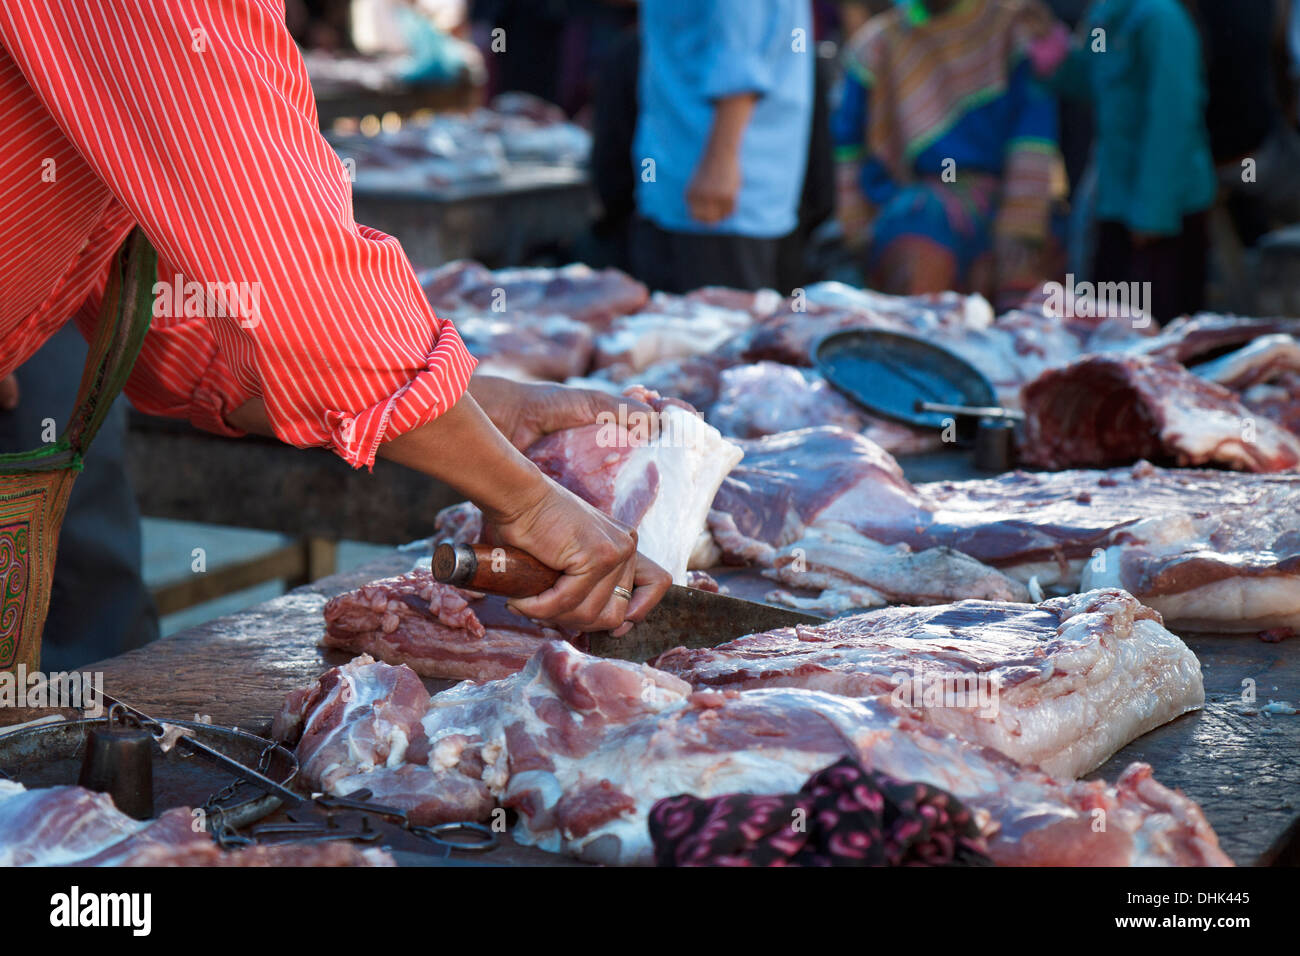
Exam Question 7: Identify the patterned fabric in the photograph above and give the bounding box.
[0,1,476,470]
[0,232,153,673]
[848,0,1058,178]
[0,521,32,669]
[648,757,992,867]
[833,0,1064,299]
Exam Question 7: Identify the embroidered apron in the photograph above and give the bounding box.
[0,229,154,673]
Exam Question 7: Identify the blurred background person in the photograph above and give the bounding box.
[831,0,1065,310]
[628,0,816,294]
[1043,0,1215,324]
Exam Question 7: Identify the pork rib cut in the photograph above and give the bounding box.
[321,570,578,681]
[1020,353,1300,473]
[654,588,1203,779]
[275,645,1230,866]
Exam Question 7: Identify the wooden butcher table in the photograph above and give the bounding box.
[86,547,1300,867]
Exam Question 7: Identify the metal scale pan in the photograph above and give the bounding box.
[0,716,298,830]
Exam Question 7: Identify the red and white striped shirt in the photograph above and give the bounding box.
[0,0,476,469]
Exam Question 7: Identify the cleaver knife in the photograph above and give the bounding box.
[431,542,825,662]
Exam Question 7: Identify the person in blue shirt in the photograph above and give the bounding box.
[630,0,815,294]
[1044,0,1216,322]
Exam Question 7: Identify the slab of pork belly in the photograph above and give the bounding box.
[274,644,1229,866]
[1081,484,1300,632]
[653,589,1204,780]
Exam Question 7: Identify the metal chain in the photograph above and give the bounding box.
[200,736,281,849]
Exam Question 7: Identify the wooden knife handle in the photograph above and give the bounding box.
[431,542,561,598]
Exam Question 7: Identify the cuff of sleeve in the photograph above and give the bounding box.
[701,59,774,102]
[325,319,478,471]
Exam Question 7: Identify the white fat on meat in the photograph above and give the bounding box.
[592,294,752,373]
[1080,484,1300,632]
[712,431,1300,633]
[1192,334,1300,391]
[528,389,743,583]
[275,643,1229,866]
[765,521,1030,609]
[655,588,1204,780]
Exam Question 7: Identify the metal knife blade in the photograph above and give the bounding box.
[585,583,824,662]
[431,542,826,663]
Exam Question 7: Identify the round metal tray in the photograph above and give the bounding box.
[814,328,999,430]
[0,717,298,830]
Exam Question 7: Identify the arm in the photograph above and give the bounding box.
[226,374,671,632]
[685,1,787,224]
[686,93,758,224]
[0,2,669,630]
[0,0,467,471]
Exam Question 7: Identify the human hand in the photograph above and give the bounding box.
[686,145,743,225]
[0,375,17,411]
[469,375,655,451]
[482,476,672,634]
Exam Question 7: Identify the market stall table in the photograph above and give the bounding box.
[85,547,1300,867]
[350,164,595,267]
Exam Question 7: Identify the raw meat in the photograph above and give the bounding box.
[1020,354,1300,472]
[1131,313,1294,365]
[653,588,1203,779]
[708,362,867,438]
[706,426,1300,632]
[428,389,742,585]
[454,313,594,382]
[277,645,1230,866]
[706,361,943,454]
[420,260,648,330]
[1192,334,1300,391]
[1080,484,1300,632]
[738,284,993,367]
[616,354,734,413]
[707,427,929,566]
[764,522,1030,608]
[592,293,753,372]
[525,388,743,582]
[0,781,390,866]
[321,570,577,681]
[1242,373,1300,437]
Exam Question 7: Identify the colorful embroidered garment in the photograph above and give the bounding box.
[0,232,152,674]
[648,756,991,867]
[832,0,1064,298]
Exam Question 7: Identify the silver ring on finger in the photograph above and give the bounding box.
[612,585,633,602]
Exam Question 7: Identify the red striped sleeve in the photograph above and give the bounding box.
[0,0,475,468]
